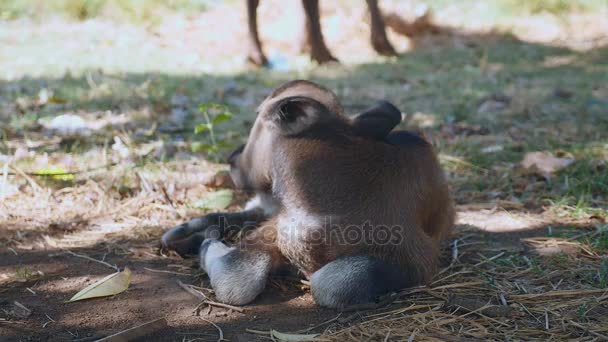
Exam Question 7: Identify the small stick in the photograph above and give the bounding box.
[407,329,418,342]
[144,267,193,276]
[97,318,167,341]
[383,330,392,342]
[451,239,459,264]
[42,314,55,328]
[202,299,245,313]
[499,293,507,306]
[62,250,119,271]
[10,164,42,193]
[2,162,118,177]
[431,270,473,286]
[296,313,342,333]
[177,280,207,301]
[13,301,31,316]
[474,251,505,267]
[177,280,245,313]
[136,171,154,193]
[200,317,225,342]
[245,329,269,335]
[1,162,8,197]
[569,320,608,340]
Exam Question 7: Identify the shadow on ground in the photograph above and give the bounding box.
[1,220,604,341]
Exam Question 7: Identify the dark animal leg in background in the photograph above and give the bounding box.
[366,0,398,56]
[301,0,338,64]
[246,0,269,66]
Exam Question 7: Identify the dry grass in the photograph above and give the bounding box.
[313,227,608,341]
[0,159,226,251]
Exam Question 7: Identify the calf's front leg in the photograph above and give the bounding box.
[161,193,276,256]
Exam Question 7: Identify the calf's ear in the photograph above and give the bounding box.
[265,96,331,136]
[352,100,402,139]
[259,80,345,136]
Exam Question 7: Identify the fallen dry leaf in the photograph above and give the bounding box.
[204,170,235,189]
[271,330,320,341]
[520,151,574,176]
[66,268,131,303]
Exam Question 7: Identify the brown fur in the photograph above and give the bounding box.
[162,80,454,307]
[231,80,454,283]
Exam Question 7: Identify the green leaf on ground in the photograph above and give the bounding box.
[192,189,233,210]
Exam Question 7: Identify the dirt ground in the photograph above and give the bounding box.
[2,200,605,341]
[0,230,336,341]
[0,220,565,341]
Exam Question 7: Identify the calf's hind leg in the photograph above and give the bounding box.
[200,221,285,305]
[310,255,408,310]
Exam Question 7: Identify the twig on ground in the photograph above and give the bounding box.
[196,300,245,314]
[568,320,608,340]
[296,313,343,333]
[177,280,207,301]
[451,239,459,264]
[1,162,9,197]
[62,250,119,271]
[199,317,225,342]
[136,171,154,193]
[96,317,167,341]
[10,164,42,193]
[2,163,118,177]
[144,267,193,276]
[42,314,55,328]
[177,280,245,313]
[474,251,505,267]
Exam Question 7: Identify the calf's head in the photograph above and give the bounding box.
[227,80,402,191]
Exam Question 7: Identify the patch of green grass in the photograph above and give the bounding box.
[545,252,571,267]
[598,258,608,288]
[576,302,589,320]
[543,143,608,219]
[0,0,212,21]
[14,265,33,280]
[493,254,537,271]
[579,256,608,288]
[1,6,606,218]
[581,225,608,254]
[498,0,606,15]
[529,257,544,274]
[9,111,40,131]
[557,145,608,199]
